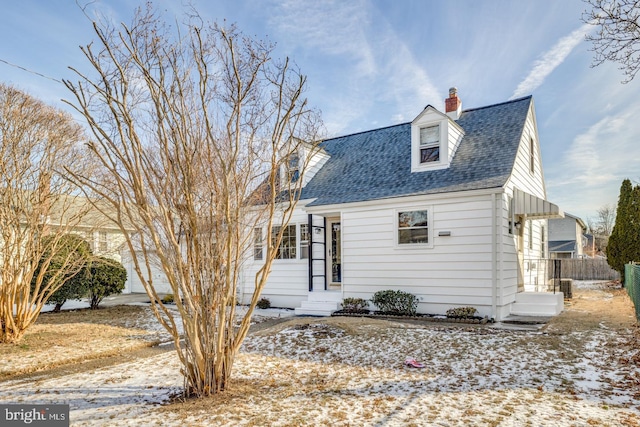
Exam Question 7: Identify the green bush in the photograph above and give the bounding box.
[31,234,93,312]
[370,290,418,316]
[446,306,478,318]
[341,297,369,312]
[88,257,127,309]
[256,297,271,309]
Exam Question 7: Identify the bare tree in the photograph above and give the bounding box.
[64,6,322,397]
[583,0,640,83]
[0,83,89,343]
[587,203,616,254]
[594,204,616,236]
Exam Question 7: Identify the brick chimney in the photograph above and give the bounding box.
[445,87,462,120]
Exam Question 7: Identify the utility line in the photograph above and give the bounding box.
[0,58,61,83]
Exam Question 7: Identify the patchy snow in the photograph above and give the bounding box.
[2,282,639,425]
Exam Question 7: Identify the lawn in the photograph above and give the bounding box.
[1,282,640,426]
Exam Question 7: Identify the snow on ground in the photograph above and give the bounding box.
[2,281,639,426]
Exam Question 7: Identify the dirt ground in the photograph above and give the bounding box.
[547,282,637,333]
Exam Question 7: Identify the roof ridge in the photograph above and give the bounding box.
[323,95,533,142]
[462,95,532,114]
[324,122,407,141]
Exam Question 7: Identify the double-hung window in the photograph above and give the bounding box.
[419,125,440,163]
[272,224,297,259]
[300,224,309,259]
[287,153,300,183]
[398,210,429,244]
[253,228,263,260]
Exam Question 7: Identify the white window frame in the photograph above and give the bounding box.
[300,223,309,259]
[272,224,297,260]
[98,231,108,253]
[396,208,433,248]
[253,227,263,260]
[419,124,440,164]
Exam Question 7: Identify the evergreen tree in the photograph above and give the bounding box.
[607,179,640,282]
[87,257,127,309]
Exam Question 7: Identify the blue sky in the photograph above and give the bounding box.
[1,0,639,224]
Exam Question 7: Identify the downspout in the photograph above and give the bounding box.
[491,192,498,321]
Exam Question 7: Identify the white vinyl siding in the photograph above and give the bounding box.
[341,195,496,316]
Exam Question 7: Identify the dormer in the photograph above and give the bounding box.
[280,141,330,189]
[411,88,465,173]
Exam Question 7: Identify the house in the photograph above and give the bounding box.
[238,88,565,320]
[548,213,587,259]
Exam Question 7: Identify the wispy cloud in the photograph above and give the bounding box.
[546,103,640,218]
[266,0,439,134]
[510,23,592,99]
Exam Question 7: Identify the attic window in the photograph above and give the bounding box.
[287,153,300,182]
[419,125,440,163]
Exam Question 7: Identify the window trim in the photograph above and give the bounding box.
[396,207,434,248]
[411,114,450,173]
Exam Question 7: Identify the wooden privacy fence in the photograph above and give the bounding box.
[526,258,620,282]
[547,258,620,280]
[545,258,620,281]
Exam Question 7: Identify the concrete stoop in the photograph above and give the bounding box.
[509,291,564,317]
[294,291,342,316]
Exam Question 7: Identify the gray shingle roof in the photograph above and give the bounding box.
[302,96,533,207]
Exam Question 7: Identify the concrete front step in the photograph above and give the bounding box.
[294,300,340,316]
[510,292,564,316]
[307,291,343,302]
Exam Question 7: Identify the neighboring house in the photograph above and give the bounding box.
[548,213,587,259]
[239,88,564,321]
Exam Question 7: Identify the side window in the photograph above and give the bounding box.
[253,228,263,260]
[530,138,535,174]
[398,210,429,244]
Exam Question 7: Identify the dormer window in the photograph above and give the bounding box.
[287,153,300,183]
[420,125,440,163]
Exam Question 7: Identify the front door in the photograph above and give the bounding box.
[327,218,341,288]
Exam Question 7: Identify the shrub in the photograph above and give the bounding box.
[446,306,478,318]
[341,297,369,312]
[161,294,175,304]
[256,297,271,309]
[87,257,127,309]
[370,290,418,316]
[31,234,93,312]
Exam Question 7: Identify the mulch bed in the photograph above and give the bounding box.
[331,310,492,324]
